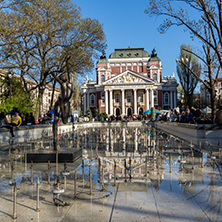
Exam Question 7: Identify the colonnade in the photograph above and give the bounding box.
[104,88,154,116]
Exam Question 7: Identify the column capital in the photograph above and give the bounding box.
[133,88,137,92]
[121,89,125,92]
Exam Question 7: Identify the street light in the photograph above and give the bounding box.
[8,71,13,100]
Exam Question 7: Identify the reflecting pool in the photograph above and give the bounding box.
[0,125,222,222]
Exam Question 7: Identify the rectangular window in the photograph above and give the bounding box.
[154,90,158,105]
[101,92,105,104]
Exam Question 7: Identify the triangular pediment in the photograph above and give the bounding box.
[102,70,155,85]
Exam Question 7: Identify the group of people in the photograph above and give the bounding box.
[0,107,77,137]
[38,111,75,124]
[156,105,216,124]
[0,107,22,137]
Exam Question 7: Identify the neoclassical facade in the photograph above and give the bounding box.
[81,47,178,116]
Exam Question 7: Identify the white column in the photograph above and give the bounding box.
[151,89,154,108]
[121,89,125,115]
[170,91,173,109]
[110,90,113,115]
[106,128,109,151]
[135,128,138,152]
[133,89,137,115]
[146,89,149,110]
[105,90,108,114]
[87,92,90,109]
[174,91,177,108]
[84,93,86,114]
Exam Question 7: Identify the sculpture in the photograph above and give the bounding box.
[53,72,73,150]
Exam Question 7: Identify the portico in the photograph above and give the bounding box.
[102,70,157,116]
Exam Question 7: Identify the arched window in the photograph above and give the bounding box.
[90,94,95,105]
[115,93,120,103]
[127,92,132,103]
[153,73,157,81]
[138,92,143,103]
[101,75,105,83]
[164,92,169,104]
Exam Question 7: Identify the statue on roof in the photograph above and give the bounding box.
[84,75,89,83]
[100,50,106,59]
[151,48,157,57]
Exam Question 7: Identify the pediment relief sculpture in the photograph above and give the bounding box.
[111,72,145,84]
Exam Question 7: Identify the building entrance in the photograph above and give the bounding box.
[127,108,132,116]
[139,108,143,115]
[116,108,120,116]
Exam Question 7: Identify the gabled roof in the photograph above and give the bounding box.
[102,70,155,86]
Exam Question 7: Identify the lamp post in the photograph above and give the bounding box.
[8,72,13,100]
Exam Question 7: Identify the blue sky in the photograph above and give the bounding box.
[74,0,200,83]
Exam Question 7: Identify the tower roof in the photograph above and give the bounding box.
[148,48,161,62]
[109,47,150,59]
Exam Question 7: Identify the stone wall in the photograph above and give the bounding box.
[0,121,146,147]
[154,122,222,146]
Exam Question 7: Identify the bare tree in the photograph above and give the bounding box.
[145,0,221,116]
[177,44,201,108]
[0,0,106,116]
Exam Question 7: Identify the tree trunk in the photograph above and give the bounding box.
[50,80,56,110]
[210,86,217,117]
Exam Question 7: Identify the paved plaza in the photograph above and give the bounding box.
[0,126,222,222]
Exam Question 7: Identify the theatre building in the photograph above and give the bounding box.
[81,47,178,116]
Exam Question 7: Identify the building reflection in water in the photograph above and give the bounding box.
[76,126,222,221]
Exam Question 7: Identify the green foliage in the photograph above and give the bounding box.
[0,74,36,117]
[85,107,92,118]
[157,107,162,110]
[99,112,108,120]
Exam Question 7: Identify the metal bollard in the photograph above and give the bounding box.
[129,157,132,180]
[11,162,14,182]
[31,161,34,185]
[114,160,116,186]
[157,155,160,175]
[64,162,67,171]
[48,160,51,184]
[82,159,84,183]
[24,152,27,171]
[124,159,127,182]
[169,154,172,173]
[56,152,59,176]
[12,182,17,219]
[89,167,92,195]
[201,153,204,168]
[192,151,194,170]
[219,149,222,160]
[36,177,40,212]
[145,156,147,177]
[74,169,77,198]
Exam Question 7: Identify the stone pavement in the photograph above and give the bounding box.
[0,157,221,222]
